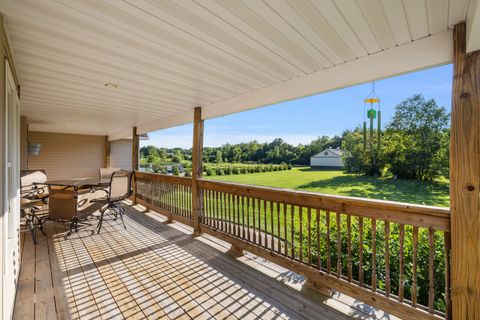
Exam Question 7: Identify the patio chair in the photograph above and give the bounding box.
[20,170,49,244]
[91,170,134,234]
[99,167,121,180]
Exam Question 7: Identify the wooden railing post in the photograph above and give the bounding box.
[451,22,480,319]
[192,107,204,236]
[132,127,139,205]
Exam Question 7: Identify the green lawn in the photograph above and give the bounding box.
[207,167,450,207]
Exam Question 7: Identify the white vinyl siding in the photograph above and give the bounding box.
[27,132,106,180]
[110,139,132,170]
[310,150,344,168]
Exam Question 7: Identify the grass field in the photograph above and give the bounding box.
[208,167,450,207]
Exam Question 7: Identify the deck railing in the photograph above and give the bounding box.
[135,172,192,223]
[134,172,451,320]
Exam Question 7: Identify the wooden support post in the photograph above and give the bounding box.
[132,127,139,205]
[451,22,480,319]
[105,136,110,168]
[192,107,204,236]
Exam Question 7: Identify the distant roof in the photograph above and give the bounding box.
[311,148,344,158]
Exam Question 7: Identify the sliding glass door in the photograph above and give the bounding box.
[2,60,20,320]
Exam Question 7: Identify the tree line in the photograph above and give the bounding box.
[141,94,450,181]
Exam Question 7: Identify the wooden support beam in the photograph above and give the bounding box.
[132,127,139,171]
[450,22,480,319]
[191,107,204,236]
[132,127,139,205]
[105,136,110,168]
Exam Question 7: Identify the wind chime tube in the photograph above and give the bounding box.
[370,114,374,145]
[363,121,367,151]
[377,110,381,152]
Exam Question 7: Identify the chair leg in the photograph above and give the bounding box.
[119,206,127,230]
[34,213,46,236]
[27,218,37,245]
[97,207,107,234]
[67,219,76,236]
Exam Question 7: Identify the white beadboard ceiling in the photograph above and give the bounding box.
[0,0,474,140]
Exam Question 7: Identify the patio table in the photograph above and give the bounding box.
[36,178,110,221]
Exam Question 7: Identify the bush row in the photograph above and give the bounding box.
[204,163,292,176]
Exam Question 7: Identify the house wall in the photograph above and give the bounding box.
[310,156,343,168]
[28,131,106,180]
[110,139,132,170]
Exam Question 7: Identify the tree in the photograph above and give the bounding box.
[342,128,383,175]
[384,94,449,180]
[172,149,183,163]
[215,150,223,164]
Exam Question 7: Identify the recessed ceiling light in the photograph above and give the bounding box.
[104,81,120,89]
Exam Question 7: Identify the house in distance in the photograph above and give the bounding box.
[310,147,344,169]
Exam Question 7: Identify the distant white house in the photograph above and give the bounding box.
[310,148,344,169]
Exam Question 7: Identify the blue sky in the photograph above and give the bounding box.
[143,64,453,149]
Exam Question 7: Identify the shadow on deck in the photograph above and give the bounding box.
[13,204,395,320]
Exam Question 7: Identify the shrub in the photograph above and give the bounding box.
[172,167,180,176]
[184,169,192,177]
[287,164,292,170]
[205,167,215,176]
[225,166,233,175]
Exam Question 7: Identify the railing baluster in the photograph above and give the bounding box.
[271,201,275,251]
[336,212,341,277]
[231,193,235,235]
[234,194,239,238]
[214,191,218,229]
[203,189,207,225]
[246,197,251,242]
[359,217,364,286]
[252,198,257,244]
[317,209,321,270]
[399,224,405,302]
[372,218,377,292]
[428,227,435,313]
[259,199,263,246]
[412,226,419,306]
[444,231,451,319]
[277,202,281,254]
[299,206,303,262]
[241,196,245,240]
[179,184,182,216]
[308,208,312,266]
[347,214,352,282]
[326,210,331,274]
[283,203,287,256]
[208,189,212,227]
[263,200,268,248]
[227,193,231,234]
[385,221,390,297]
[220,192,224,231]
[291,204,295,259]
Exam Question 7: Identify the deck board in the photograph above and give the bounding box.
[13,205,368,320]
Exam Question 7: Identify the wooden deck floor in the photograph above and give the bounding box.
[13,205,387,320]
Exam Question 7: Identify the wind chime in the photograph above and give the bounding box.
[362,82,381,156]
